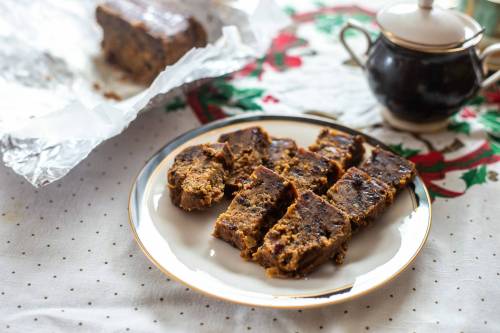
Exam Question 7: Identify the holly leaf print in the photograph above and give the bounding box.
[460,165,488,189]
[283,6,296,16]
[236,97,263,111]
[214,81,234,100]
[448,120,471,135]
[232,87,264,111]
[466,95,486,106]
[314,1,327,8]
[165,96,186,112]
[314,13,378,38]
[479,110,500,134]
[489,135,500,154]
[207,79,264,111]
[351,13,375,24]
[315,14,346,35]
[234,88,265,100]
[389,143,421,158]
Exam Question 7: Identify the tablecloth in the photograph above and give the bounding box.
[1,1,500,332]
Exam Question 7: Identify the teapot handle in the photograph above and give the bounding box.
[339,20,373,70]
[480,43,500,89]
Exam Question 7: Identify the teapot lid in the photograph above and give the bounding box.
[377,0,483,52]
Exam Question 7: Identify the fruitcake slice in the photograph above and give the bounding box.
[168,143,233,211]
[309,128,365,170]
[254,191,351,278]
[218,127,271,194]
[213,166,297,259]
[265,137,297,170]
[360,147,417,191]
[275,148,340,194]
[326,167,395,230]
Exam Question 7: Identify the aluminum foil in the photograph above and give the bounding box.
[0,0,290,186]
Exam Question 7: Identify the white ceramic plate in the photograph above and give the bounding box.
[128,113,432,309]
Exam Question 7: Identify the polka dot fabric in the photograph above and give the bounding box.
[1,107,499,332]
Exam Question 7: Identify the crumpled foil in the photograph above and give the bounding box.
[0,0,290,187]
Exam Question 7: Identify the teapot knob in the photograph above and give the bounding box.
[418,0,433,9]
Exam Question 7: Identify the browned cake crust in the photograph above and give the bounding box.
[333,241,349,265]
[96,0,207,84]
[275,148,340,194]
[213,166,297,259]
[309,128,365,170]
[218,127,272,194]
[360,147,417,191]
[265,137,298,170]
[167,143,233,211]
[326,167,395,230]
[254,191,351,278]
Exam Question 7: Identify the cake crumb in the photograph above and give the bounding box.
[104,91,122,101]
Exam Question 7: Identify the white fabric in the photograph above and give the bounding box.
[1,107,499,333]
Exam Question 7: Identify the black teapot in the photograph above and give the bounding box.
[340,0,500,132]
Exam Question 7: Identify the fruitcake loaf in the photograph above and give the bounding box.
[96,0,207,84]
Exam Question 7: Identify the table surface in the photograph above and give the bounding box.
[2,1,500,332]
